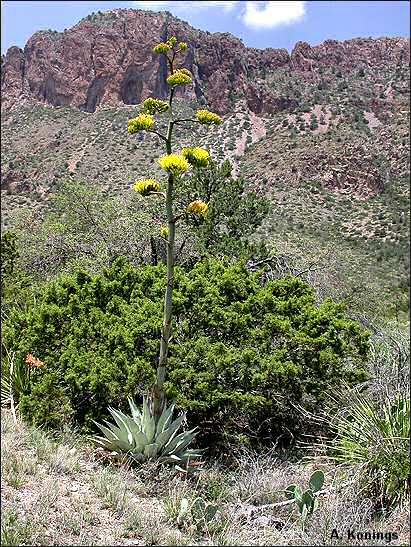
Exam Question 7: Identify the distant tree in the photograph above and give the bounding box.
[177,159,269,261]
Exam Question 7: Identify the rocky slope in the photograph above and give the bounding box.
[1,8,409,115]
[1,8,409,317]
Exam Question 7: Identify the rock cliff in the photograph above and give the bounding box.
[1,8,409,114]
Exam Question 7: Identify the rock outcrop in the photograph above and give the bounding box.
[2,9,409,114]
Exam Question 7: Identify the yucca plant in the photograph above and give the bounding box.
[1,347,36,422]
[329,389,410,509]
[93,398,202,470]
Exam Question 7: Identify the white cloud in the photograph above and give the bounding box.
[132,1,172,9]
[132,1,237,12]
[242,1,306,29]
[131,1,305,30]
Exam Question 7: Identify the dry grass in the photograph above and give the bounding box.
[1,410,409,546]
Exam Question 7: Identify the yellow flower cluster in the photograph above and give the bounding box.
[153,42,171,54]
[128,114,155,133]
[134,179,161,196]
[160,226,169,239]
[167,70,193,87]
[186,200,209,216]
[182,147,210,168]
[158,154,190,176]
[153,36,184,55]
[196,109,222,126]
[180,68,192,77]
[141,98,169,115]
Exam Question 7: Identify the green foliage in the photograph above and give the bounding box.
[177,160,270,260]
[3,257,369,443]
[177,496,219,530]
[1,232,18,280]
[12,163,269,282]
[0,232,35,318]
[93,398,201,468]
[12,179,156,280]
[0,349,30,409]
[285,470,324,526]
[328,390,410,509]
[19,372,74,430]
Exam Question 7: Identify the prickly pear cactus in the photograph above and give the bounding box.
[285,470,324,519]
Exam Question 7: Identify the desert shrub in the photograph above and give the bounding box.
[1,231,35,319]
[19,372,74,430]
[12,161,269,282]
[3,257,369,444]
[12,180,157,280]
[177,160,269,261]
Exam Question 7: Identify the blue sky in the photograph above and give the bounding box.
[2,1,410,54]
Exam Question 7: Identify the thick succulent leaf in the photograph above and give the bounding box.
[309,470,324,493]
[182,449,204,459]
[155,403,175,436]
[192,497,206,514]
[143,415,156,444]
[128,398,142,424]
[302,490,314,509]
[93,435,115,450]
[104,421,134,449]
[125,422,148,452]
[171,448,203,463]
[93,399,199,466]
[293,485,303,502]
[93,420,120,444]
[159,454,183,464]
[158,415,185,451]
[285,484,297,500]
[155,415,185,450]
[143,442,159,459]
[162,428,198,455]
[95,432,132,452]
[142,398,156,443]
[108,407,134,445]
[204,504,219,521]
[142,397,149,425]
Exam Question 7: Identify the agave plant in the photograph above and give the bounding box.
[93,398,202,470]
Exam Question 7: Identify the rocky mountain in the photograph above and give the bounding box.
[1,8,410,317]
[1,8,409,115]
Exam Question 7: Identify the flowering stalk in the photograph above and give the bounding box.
[153,79,175,420]
[129,37,221,422]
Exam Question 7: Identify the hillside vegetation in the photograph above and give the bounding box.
[1,14,410,547]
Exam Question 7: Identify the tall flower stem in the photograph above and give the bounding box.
[133,38,219,422]
[153,86,175,421]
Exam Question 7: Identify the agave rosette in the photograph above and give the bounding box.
[93,398,202,469]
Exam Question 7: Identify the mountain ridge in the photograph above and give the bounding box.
[1,8,409,115]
